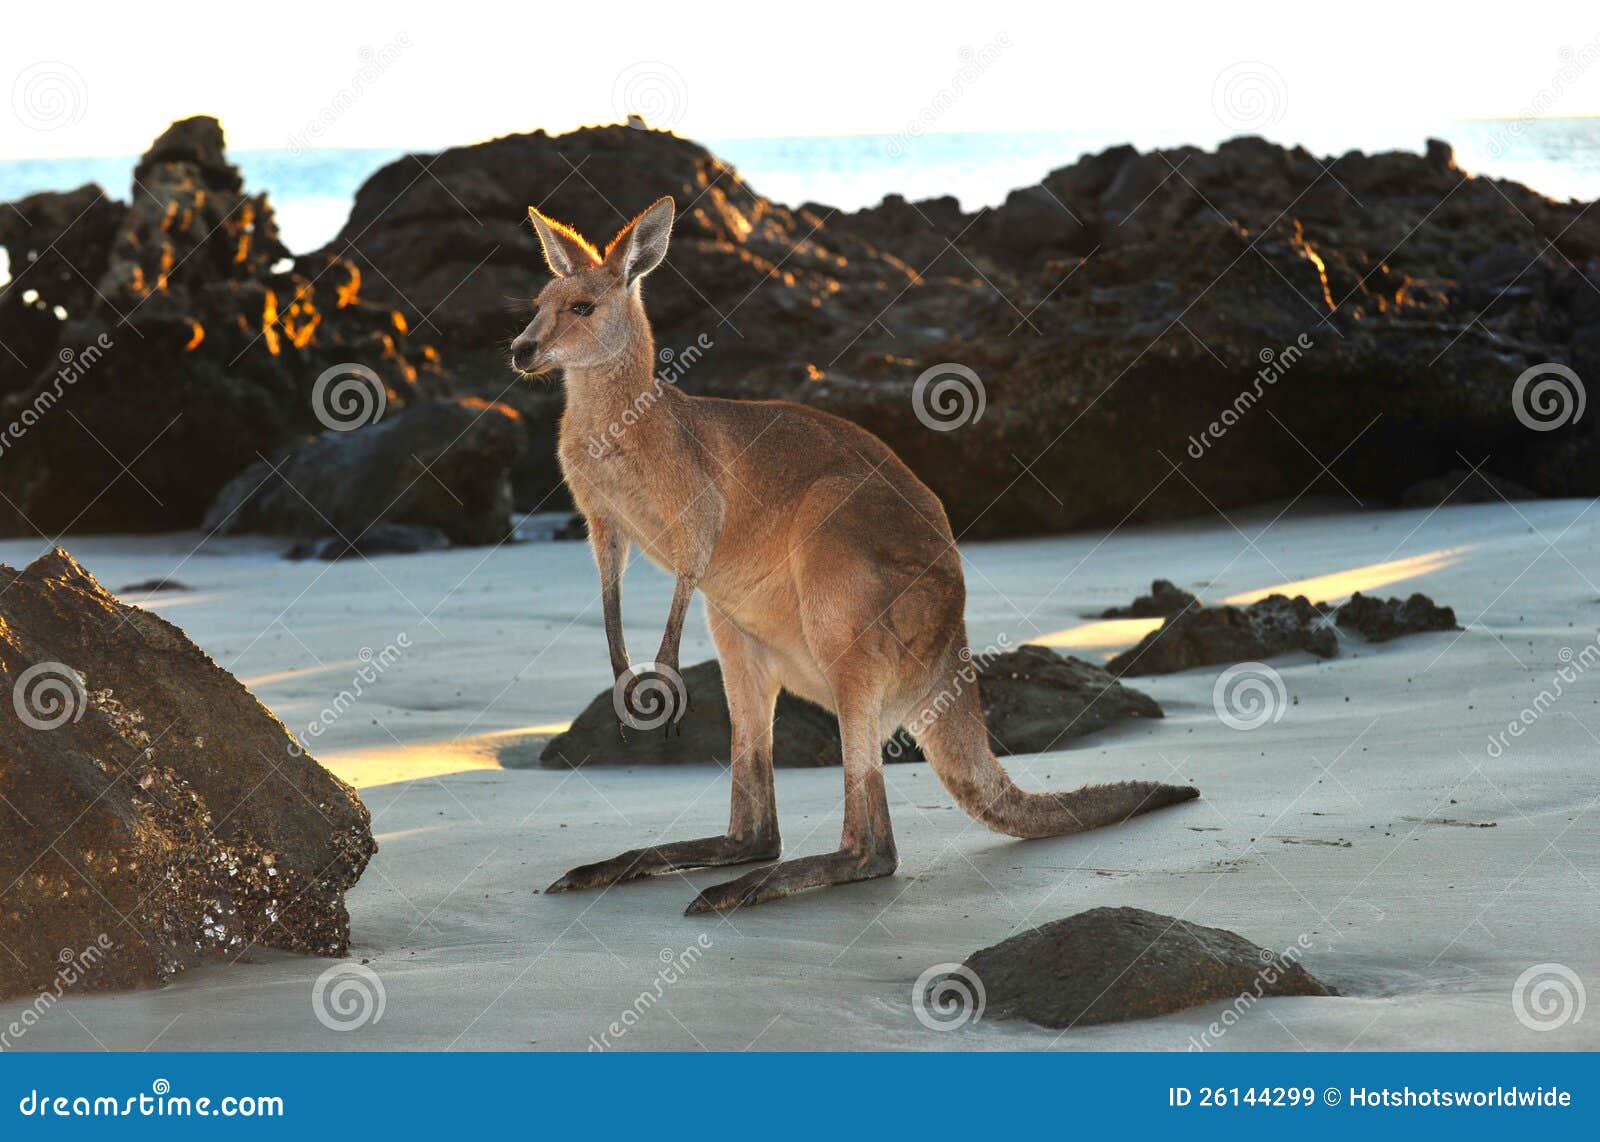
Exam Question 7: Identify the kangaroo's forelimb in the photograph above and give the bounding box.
[592,513,630,681]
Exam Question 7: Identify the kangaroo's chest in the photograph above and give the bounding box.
[558,417,677,554]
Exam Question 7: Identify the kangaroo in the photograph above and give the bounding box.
[512,195,1198,914]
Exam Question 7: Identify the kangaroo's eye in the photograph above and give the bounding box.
[570,302,595,317]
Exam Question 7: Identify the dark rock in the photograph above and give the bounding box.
[303,125,959,512]
[115,578,192,593]
[536,660,850,769]
[535,644,1159,768]
[1424,138,1456,169]
[1101,579,1201,619]
[1108,594,1337,676]
[284,522,452,561]
[0,184,126,398]
[8,122,1600,542]
[1335,591,1459,643]
[963,906,1331,1028]
[552,513,588,541]
[0,549,374,998]
[1399,468,1537,507]
[0,117,439,537]
[205,397,524,547]
[960,644,1162,756]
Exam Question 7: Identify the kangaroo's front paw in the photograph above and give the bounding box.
[612,662,688,736]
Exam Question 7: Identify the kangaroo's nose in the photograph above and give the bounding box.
[512,339,539,370]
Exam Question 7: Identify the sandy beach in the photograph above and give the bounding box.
[3,495,1597,1051]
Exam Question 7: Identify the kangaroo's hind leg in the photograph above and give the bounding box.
[685,667,897,914]
[546,605,780,893]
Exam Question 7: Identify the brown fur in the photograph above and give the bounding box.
[518,197,1198,913]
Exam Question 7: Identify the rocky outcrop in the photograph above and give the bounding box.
[285,522,451,561]
[1109,594,1337,676]
[0,549,374,998]
[7,121,1599,541]
[535,644,1160,768]
[960,906,1331,1028]
[204,396,525,548]
[308,128,1600,536]
[1108,590,1459,675]
[1335,591,1459,643]
[1101,579,1201,619]
[0,117,441,537]
[1399,468,1537,507]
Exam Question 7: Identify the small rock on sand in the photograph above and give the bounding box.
[1334,591,1460,643]
[535,645,1160,768]
[1100,579,1200,619]
[1108,590,1460,675]
[116,578,193,593]
[1108,594,1336,676]
[962,906,1332,1028]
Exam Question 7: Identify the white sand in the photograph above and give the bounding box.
[3,498,1598,1051]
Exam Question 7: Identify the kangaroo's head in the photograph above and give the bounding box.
[510,196,675,377]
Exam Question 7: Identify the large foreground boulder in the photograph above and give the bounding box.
[0,549,375,998]
[536,644,1160,768]
[960,906,1331,1028]
[204,396,526,547]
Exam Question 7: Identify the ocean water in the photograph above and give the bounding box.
[1,120,1597,256]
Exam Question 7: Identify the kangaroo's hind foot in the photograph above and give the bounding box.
[684,843,897,914]
[546,833,779,894]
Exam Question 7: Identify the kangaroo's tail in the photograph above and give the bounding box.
[911,664,1198,839]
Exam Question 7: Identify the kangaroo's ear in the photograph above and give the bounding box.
[528,208,601,278]
[604,196,675,288]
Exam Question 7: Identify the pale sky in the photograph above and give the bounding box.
[4,0,1599,158]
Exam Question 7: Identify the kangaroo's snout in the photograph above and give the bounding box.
[511,337,539,372]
